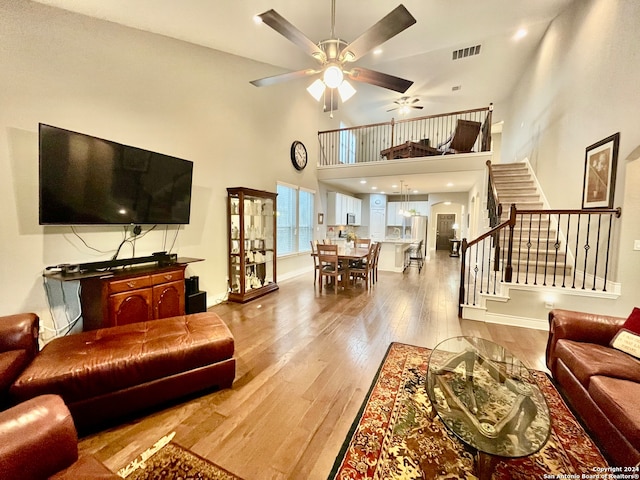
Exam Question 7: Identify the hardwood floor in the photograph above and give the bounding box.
[78,250,550,479]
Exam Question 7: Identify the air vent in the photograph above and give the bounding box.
[452,44,481,60]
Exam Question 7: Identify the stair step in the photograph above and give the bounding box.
[491,162,528,171]
[497,186,538,195]
[494,175,533,183]
[510,261,573,276]
[499,194,541,203]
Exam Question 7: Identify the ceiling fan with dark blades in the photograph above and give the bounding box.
[387,96,424,113]
[250,1,416,109]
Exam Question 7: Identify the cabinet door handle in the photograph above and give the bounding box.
[127,281,137,288]
[164,274,173,281]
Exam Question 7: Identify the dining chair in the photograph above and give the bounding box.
[350,238,371,268]
[310,240,321,285]
[316,244,343,293]
[370,242,382,285]
[350,243,374,289]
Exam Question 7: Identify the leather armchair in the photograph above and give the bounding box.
[0,313,39,407]
[0,394,118,480]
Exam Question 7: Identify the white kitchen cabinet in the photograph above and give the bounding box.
[327,192,362,226]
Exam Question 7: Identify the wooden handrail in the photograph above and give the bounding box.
[317,106,491,135]
[459,203,622,316]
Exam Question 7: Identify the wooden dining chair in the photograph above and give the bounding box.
[370,242,382,285]
[310,240,321,285]
[354,238,371,249]
[316,244,343,293]
[350,243,374,289]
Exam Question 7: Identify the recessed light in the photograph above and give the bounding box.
[360,180,367,184]
[444,201,452,205]
[447,182,454,187]
[391,184,398,188]
[413,189,418,194]
[371,186,378,190]
[514,28,527,40]
[373,48,383,55]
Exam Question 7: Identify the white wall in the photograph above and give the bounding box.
[500,0,640,316]
[0,1,335,332]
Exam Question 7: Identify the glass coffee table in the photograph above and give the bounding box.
[426,337,551,478]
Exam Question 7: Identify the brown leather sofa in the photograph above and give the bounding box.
[546,309,640,466]
[0,394,118,479]
[2,312,235,431]
[0,313,39,408]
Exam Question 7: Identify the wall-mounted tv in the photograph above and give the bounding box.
[39,124,193,225]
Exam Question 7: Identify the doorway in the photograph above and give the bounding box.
[436,213,456,250]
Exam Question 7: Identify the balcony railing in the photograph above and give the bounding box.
[318,105,493,166]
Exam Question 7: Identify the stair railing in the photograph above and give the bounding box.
[459,204,622,316]
[486,160,502,228]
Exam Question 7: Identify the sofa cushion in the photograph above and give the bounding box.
[554,339,640,388]
[0,350,29,393]
[10,313,234,404]
[610,307,640,359]
[589,375,640,449]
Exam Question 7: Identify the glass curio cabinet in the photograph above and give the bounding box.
[227,187,278,303]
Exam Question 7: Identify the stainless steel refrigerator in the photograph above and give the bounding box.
[411,216,428,257]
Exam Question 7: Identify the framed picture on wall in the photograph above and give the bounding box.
[582,132,619,209]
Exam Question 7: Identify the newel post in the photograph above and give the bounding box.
[458,238,468,317]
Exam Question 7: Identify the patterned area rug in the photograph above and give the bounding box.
[118,432,243,480]
[329,342,608,479]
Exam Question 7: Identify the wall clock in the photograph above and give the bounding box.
[290,140,307,171]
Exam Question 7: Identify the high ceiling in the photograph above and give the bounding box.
[32,0,574,125]
[31,0,574,196]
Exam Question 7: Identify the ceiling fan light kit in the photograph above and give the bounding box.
[250,1,416,114]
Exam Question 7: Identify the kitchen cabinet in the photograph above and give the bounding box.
[227,187,278,303]
[387,201,430,225]
[327,192,362,225]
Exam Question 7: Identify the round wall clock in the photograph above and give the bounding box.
[290,140,308,171]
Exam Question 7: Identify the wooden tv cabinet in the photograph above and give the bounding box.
[76,263,190,331]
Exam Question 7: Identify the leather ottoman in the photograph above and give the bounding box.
[10,312,235,431]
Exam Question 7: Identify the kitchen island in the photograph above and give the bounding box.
[378,240,414,272]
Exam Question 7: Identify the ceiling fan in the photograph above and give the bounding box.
[387,96,424,114]
[250,0,416,112]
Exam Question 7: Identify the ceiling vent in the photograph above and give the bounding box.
[452,44,481,60]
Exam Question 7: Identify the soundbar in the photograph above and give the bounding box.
[53,252,177,275]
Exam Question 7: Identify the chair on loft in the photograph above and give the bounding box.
[404,239,424,273]
[437,119,482,154]
[310,240,321,285]
[317,244,344,293]
[350,243,374,290]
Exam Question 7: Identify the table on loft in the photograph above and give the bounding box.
[426,336,551,480]
[380,141,441,159]
[313,246,370,289]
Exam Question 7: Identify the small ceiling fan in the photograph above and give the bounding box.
[250,0,416,112]
[387,96,424,114]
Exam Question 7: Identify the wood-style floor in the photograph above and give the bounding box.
[78,250,550,480]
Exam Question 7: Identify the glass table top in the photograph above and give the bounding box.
[426,336,551,457]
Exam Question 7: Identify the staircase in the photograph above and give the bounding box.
[490,162,571,282]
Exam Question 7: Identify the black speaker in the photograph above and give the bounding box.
[185,276,199,295]
[186,291,207,314]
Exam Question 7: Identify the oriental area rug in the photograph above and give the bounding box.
[118,432,243,480]
[329,342,608,480]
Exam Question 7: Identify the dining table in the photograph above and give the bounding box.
[313,245,371,289]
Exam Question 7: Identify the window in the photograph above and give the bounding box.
[277,182,315,256]
[339,121,356,164]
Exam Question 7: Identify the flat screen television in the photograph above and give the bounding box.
[39,124,193,225]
